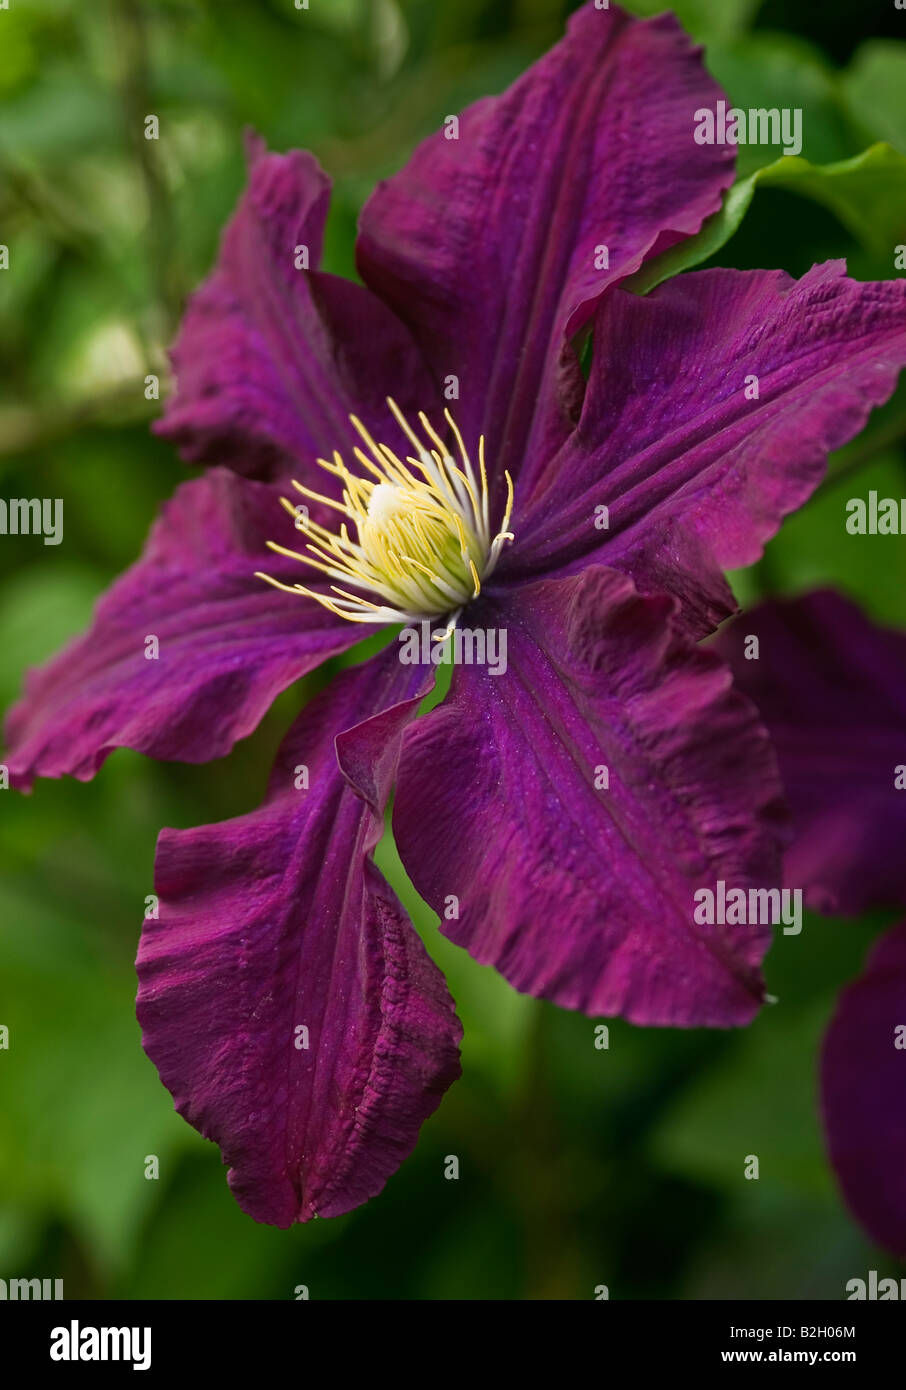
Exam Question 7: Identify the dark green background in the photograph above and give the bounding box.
[1,0,904,1299]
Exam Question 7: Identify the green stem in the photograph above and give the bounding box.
[114,0,183,334]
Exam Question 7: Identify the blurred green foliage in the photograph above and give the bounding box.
[0,0,904,1299]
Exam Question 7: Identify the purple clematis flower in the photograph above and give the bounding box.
[716,591,906,1256]
[6,3,906,1226]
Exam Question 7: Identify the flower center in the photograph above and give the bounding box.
[256,399,514,631]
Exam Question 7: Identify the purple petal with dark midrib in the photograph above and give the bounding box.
[507,265,906,638]
[357,4,734,501]
[393,566,788,1027]
[3,468,364,787]
[138,648,461,1226]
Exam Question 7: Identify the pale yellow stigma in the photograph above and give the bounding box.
[255,399,514,632]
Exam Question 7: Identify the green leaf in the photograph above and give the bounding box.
[628,143,906,295]
[734,447,906,627]
[626,171,764,295]
[757,143,906,257]
[707,33,853,175]
[843,40,906,153]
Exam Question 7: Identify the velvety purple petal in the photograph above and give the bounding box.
[508,265,906,638]
[4,468,362,787]
[821,921,906,1257]
[393,567,788,1027]
[137,647,461,1226]
[157,135,438,480]
[714,590,906,915]
[357,3,734,495]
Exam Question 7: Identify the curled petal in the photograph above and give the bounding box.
[138,648,461,1226]
[157,135,438,480]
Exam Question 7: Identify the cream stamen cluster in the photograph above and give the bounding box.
[257,399,514,634]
